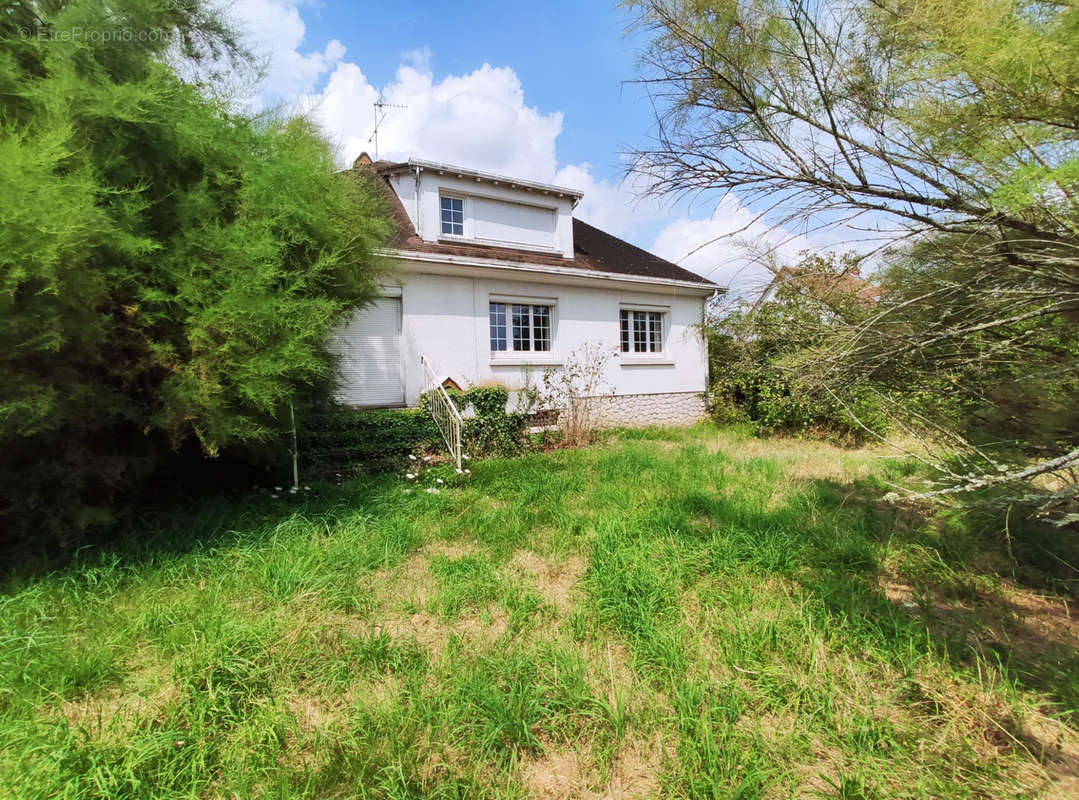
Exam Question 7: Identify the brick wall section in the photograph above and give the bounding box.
[580,391,708,428]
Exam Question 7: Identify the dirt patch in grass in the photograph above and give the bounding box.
[882,575,1079,659]
[351,538,511,656]
[521,745,589,799]
[362,538,484,612]
[706,432,885,482]
[424,539,482,559]
[61,682,178,737]
[509,550,587,614]
[896,662,1079,794]
[285,691,344,732]
[375,609,509,655]
[520,733,665,799]
[1006,711,1079,799]
[58,653,179,739]
[998,581,1079,650]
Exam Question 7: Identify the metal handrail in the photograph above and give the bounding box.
[420,355,463,470]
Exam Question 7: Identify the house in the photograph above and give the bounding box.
[331,154,721,426]
[751,264,882,311]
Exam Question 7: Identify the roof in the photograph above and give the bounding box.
[752,265,883,310]
[374,157,583,202]
[351,157,718,289]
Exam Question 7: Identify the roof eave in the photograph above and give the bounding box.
[379,247,722,295]
[378,159,584,204]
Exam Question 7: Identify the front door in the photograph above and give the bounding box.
[330,297,405,407]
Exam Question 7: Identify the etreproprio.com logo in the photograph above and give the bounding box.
[17,26,175,43]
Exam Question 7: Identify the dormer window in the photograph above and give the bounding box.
[440,196,464,236]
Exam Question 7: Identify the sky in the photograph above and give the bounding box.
[224,0,857,298]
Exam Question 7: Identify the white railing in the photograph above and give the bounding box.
[420,355,463,470]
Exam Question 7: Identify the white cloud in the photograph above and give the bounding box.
[553,164,676,241]
[649,194,817,300]
[226,0,870,301]
[227,0,345,105]
[304,60,565,182]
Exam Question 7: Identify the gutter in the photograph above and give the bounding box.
[379,247,724,296]
[380,158,584,207]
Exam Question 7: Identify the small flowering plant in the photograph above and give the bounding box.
[398,449,471,496]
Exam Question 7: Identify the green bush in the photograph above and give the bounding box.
[467,386,510,417]
[0,0,392,556]
[462,385,528,458]
[298,408,441,474]
[705,253,886,444]
[413,384,528,460]
[708,364,886,442]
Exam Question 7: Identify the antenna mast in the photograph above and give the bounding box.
[369,94,407,161]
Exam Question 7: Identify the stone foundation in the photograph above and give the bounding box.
[576,391,707,428]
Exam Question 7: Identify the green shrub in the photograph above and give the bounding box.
[413,384,528,459]
[298,409,440,474]
[417,387,467,414]
[467,386,510,417]
[463,385,527,457]
[708,358,886,443]
[0,1,391,556]
[705,253,886,444]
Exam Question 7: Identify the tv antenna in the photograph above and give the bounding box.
[368,94,407,161]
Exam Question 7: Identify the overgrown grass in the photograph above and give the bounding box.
[2,424,1077,798]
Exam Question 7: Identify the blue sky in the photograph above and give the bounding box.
[230,0,848,297]
[293,0,653,179]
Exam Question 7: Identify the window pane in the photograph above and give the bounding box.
[620,310,630,352]
[649,312,663,352]
[633,311,647,352]
[532,305,551,351]
[489,303,507,351]
[511,304,530,351]
[441,197,464,235]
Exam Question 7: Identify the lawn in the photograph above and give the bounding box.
[2,424,1077,798]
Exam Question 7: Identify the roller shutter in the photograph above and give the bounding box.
[330,298,404,406]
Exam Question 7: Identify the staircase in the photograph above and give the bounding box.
[420,355,463,470]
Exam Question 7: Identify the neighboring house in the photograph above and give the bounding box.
[331,154,721,426]
[751,265,883,311]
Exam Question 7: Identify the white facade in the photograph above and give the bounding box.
[385,160,578,258]
[333,158,718,424]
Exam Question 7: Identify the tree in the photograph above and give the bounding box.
[705,252,887,441]
[629,0,1079,521]
[0,0,393,554]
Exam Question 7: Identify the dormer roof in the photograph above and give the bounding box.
[362,155,584,205]
[349,155,720,291]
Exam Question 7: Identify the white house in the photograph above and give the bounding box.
[331,154,721,426]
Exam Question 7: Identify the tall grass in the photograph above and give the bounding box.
[1,424,1075,798]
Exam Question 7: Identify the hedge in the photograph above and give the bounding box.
[298,408,441,474]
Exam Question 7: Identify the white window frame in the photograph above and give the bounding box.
[439,194,467,238]
[619,303,672,364]
[489,294,561,365]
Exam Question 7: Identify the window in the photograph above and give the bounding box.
[490,302,552,352]
[440,196,464,235]
[620,310,664,353]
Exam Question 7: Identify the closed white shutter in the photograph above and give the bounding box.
[330,298,404,406]
[472,197,556,248]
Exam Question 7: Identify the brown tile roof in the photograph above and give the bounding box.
[351,161,717,287]
[572,219,714,285]
[753,265,883,310]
